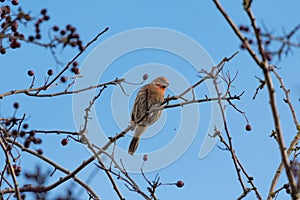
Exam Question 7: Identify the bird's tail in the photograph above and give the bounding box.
[128,137,140,156]
[128,125,147,156]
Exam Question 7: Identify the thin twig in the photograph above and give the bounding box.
[79,86,125,200]
[267,68,300,199]
[213,1,298,198]
[43,27,109,91]
[3,139,100,199]
[163,51,238,104]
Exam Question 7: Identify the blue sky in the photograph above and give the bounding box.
[1,1,300,199]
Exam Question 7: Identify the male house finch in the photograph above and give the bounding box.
[128,76,169,155]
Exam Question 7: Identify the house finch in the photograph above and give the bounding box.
[128,76,169,155]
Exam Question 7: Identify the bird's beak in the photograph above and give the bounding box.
[160,81,169,88]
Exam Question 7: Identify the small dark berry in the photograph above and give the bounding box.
[53,26,59,31]
[43,15,50,21]
[71,67,80,75]
[60,30,66,35]
[27,70,34,76]
[245,124,252,131]
[73,33,80,39]
[36,149,43,155]
[24,139,30,148]
[5,119,11,126]
[283,183,289,189]
[176,180,184,188]
[15,166,21,175]
[28,36,35,41]
[61,138,68,146]
[19,34,25,40]
[239,25,249,32]
[143,154,148,161]
[41,9,47,15]
[72,61,78,67]
[0,48,6,55]
[240,43,246,49]
[15,42,21,48]
[11,0,18,6]
[66,24,72,30]
[11,22,18,32]
[13,102,19,109]
[23,124,29,129]
[69,27,76,33]
[239,25,245,31]
[35,34,41,40]
[60,76,67,83]
[29,130,35,137]
[12,129,18,136]
[33,138,42,144]
[11,117,17,124]
[47,69,54,76]
[10,41,17,49]
[20,131,26,137]
[143,74,149,80]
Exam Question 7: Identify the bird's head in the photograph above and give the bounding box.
[151,76,169,91]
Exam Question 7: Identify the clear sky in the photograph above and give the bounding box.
[1,1,300,199]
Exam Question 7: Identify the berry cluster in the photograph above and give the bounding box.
[0,3,84,56]
[70,61,80,75]
[52,24,84,51]
[283,183,290,194]
[28,9,50,41]
[59,61,81,83]
[4,103,43,152]
[0,4,31,54]
[0,0,19,5]
[22,130,42,148]
[239,24,272,61]
[11,164,22,176]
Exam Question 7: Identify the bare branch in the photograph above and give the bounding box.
[3,139,99,199]
[0,138,21,200]
[213,1,298,198]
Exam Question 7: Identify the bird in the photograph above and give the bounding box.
[128,76,169,155]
